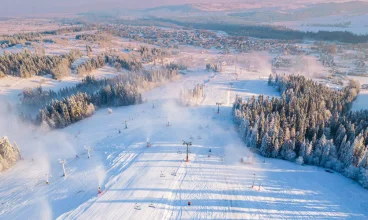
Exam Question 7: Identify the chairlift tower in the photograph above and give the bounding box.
[183,140,192,162]
[85,146,92,158]
[59,159,67,177]
[216,102,223,114]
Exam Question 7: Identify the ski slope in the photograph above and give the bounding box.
[1,69,368,219]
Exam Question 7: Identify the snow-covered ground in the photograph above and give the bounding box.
[1,64,368,219]
[350,76,368,112]
[0,65,120,105]
[274,14,368,35]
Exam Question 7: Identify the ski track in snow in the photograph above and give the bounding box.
[1,69,368,219]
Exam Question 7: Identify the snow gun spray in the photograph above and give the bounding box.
[96,165,106,195]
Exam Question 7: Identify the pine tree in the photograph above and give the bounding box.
[239,119,249,142]
[305,141,313,163]
[0,137,21,171]
[249,122,259,148]
[353,133,365,165]
[338,135,347,161]
[358,150,368,168]
[343,141,354,167]
[299,140,307,159]
[260,132,273,157]
[335,125,346,149]
[268,74,274,86]
[359,169,368,188]
[272,138,280,158]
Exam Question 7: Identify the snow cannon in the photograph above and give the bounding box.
[171,170,177,176]
[134,203,141,210]
[45,174,52,185]
[241,157,246,164]
[160,171,165,178]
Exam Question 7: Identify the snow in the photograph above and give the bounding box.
[1,57,368,219]
[350,76,368,111]
[352,91,368,111]
[0,66,120,104]
[274,14,368,35]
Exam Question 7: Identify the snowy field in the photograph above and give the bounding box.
[351,76,368,112]
[1,63,368,219]
[273,14,368,34]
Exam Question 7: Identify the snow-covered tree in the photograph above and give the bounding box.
[271,138,280,158]
[359,169,368,188]
[295,156,304,165]
[232,73,368,188]
[0,137,21,172]
[343,141,354,167]
[260,132,273,157]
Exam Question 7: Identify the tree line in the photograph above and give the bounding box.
[73,52,145,76]
[0,49,82,79]
[74,55,105,75]
[76,32,111,43]
[206,63,222,72]
[34,65,179,129]
[151,18,368,44]
[233,74,368,188]
[22,75,108,107]
[180,84,205,106]
[0,25,93,49]
[105,53,143,72]
[21,51,173,108]
[139,46,171,64]
[0,32,42,48]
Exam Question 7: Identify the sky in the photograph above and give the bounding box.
[0,0,211,16]
[0,0,364,17]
